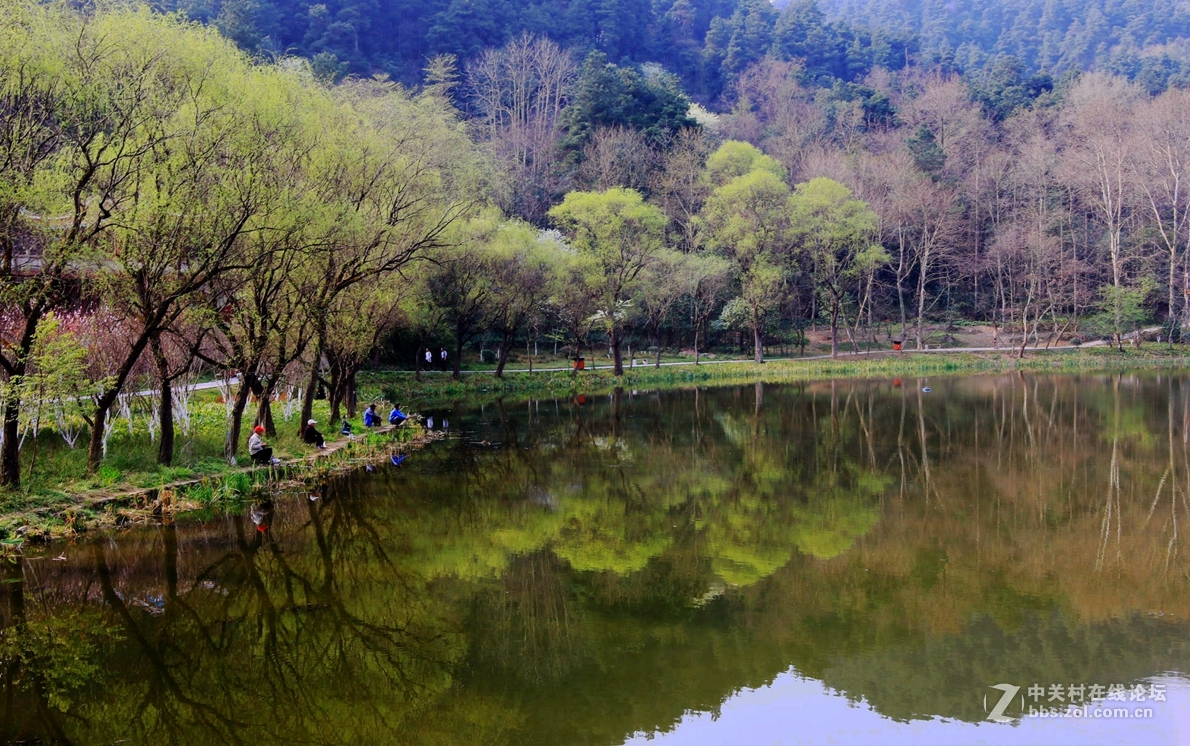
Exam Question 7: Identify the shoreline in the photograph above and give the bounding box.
[4,424,438,550]
[7,346,1190,549]
[368,346,1190,408]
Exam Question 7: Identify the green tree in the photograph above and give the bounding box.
[0,3,195,485]
[548,188,668,375]
[698,162,792,363]
[293,76,483,429]
[788,177,884,358]
[426,215,497,380]
[82,14,285,472]
[703,139,785,186]
[484,222,561,377]
[560,51,697,153]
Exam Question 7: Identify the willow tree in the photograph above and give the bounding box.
[789,177,884,358]
[82,10,288,472]
[294,77,483,432]
[548,188,667,376]
[203,65,338,459]
[0,3,252,481]
[323,283,408,423]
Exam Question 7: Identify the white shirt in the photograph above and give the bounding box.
[248,432,265,455]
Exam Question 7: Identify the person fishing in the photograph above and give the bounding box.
[341,418,353,436]
[389,405,407,425]
[363,403,380,427]
[248,425,276,465]
[303,419,325,448]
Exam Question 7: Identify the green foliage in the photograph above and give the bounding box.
[560,51,697,151]
[819,0,1190,89]
[698,162,793,359]
[1087,281,1154,342]
[703,140,786,186]
[906,124,946,175]
[548,188,668,329]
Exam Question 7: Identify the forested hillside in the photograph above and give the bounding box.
[819,0,1190,92]
[167,0,922,99]
[167,0,1190,96]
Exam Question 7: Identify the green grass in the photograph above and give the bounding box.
[0,394,414,535]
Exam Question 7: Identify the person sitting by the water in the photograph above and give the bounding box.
[303,419,325,448]
[363,403,380,427]
[389,405,407,425]
[248,425,275,465]
[341,418,353,436]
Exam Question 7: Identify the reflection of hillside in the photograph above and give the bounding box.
[4,374,1190,744]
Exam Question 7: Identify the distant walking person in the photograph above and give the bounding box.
[424,348,433,370]
[248,425,275,465]
[439,347,448,371]
[303,419,325,448]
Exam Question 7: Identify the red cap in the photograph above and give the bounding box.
[253,425,265,434]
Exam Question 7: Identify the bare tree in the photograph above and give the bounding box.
[649,129,713,253]
[1132,90,1190,331]
[577,126,657,192]
[469,34,576,223]
[1060,74,1142,347]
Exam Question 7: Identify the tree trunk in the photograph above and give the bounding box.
[830,296,840,360]
[611,325,624,375]
[328,358,343,427]
[1,315,40,487]
[655,332,662,368]
[152,336,175,466]
[86,319,161,472]
[224,377,253,461]
[299,354,320,438]
[693,325,701,365]
[158,380,175,467]
[752,315,764,363]
[345,369,358,417]
[915,265,927,352]
[1,385,21,489]
[897,234,908,340]
[86,404,109,473]
[414,344,424,382]
[453,335,463,379]
[256,377,277,437]
[495,332,514,378]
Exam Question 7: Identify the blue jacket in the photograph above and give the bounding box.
[389,408,407,424]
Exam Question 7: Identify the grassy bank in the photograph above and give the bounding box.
[0,393,431,545]
[364,346,1190,407]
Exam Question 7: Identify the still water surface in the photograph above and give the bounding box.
[4,373,1190,745]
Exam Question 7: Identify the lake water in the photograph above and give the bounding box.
[4,373,1190,745]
